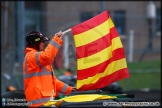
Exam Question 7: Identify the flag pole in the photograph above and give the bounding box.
[63,28,71,34]
[60,29,71,39]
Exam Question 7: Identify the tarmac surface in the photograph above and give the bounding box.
[123,89,161,102]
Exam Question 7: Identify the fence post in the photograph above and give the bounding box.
[128,30,134,63]
[17,1,25,89]
[63,35,69,69]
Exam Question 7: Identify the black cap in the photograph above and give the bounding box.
[26,31,50,43]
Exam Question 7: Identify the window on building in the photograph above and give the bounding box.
[80,11,93,22]
[25,2,42,34]
[156,8,161,34]
[114,11,126,35]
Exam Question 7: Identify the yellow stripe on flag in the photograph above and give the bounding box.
[77,58,127,89]
[77,37,123,70]
[74,18,114,47]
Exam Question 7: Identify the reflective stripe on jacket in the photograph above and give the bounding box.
[23,36,72,107]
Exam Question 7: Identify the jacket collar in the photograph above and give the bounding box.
[25,47,38,54]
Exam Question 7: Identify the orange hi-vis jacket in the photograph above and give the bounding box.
[23,36,72,107]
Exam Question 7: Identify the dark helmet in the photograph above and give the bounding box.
[26,31,50,43]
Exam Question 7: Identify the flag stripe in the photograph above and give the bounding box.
[76,27,119,59]
[77,37,123,70]
[73,18,114,47]
[77,48,125,80]
[72,10,109,35]
[72,10,130,91]
[76,58,127,89]
[77,68,130,91]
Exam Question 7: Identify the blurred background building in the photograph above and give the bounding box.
[1,1,161,94]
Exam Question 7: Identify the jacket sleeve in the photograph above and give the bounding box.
[36,36,63,66]
[55,79,72,96]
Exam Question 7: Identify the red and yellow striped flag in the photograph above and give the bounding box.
[71,10,130,91]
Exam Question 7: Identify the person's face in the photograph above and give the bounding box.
[39,41,45,51]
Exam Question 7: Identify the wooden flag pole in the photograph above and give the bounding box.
[50,90,54,101]
[63,28,71,34]
[50,65,55,101]
[59,28,71,39]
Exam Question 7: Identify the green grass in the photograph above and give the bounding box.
[127,60,161,69]
[54,68,67,76]
[118,72,161,90]
[118,60,161,90]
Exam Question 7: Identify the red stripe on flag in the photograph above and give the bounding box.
[77,48,126,80]
[77,68,130,91]
[71,10,109,35]
[76,27,119,59]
